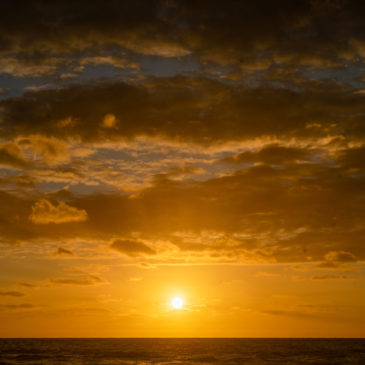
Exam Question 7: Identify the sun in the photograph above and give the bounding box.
[171,296,184,309]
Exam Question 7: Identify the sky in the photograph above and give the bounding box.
[0,0,364,338]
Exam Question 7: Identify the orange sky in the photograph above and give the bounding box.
[0,0,364,337]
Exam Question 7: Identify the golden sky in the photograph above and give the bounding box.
[0,0,364,337]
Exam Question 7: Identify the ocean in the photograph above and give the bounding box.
[0,338,364,364]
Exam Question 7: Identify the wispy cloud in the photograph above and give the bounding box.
[0,290,25,297]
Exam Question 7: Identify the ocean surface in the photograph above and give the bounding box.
[0,338,364,364]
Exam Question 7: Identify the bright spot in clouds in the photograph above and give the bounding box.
[171,296,184,309]
[102,113,117,128]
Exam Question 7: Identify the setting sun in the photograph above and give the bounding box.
[171,297,184,310]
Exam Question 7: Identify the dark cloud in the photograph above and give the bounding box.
[0,1,364,269]
[0,143,32,168]
[17,282,37,288]
[336,147,365,169]
[49,274,104,286]
[0,150,364,263]
[222,144,311,165]
[0,303,35,310]
[54,247,75,256]
[1,77,364,144]
[1,0,365,74]
[110,239,156,256]
[0,290,25,297]
[0,154,362,264]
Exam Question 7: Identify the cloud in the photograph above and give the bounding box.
[336,147,365,169]
[0,303,35,310]
[17,283,37,288]
[122,40,191,58]
[18,135,69,164]
[0,149,363,264]
[0,57,60,77]
[2,3,365,334]
[49,274,104,286]
[0,143,32,168]
[1,0,364,71]
[255,271,281,278]
[138,262,157,269]
[260,309,322,319]
[29,199,88,224]
[317,251,357,268]
[311,275,357,280]
[80,56,139,69]
[54,247,75,256]
[221,144,311,165]
[2,77,365,145]
[324,251,357,263]
[0,0,192,68]
[110,239,156,256]
[164,164,203,177]
[0,290,25,297]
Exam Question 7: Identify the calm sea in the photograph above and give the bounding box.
[0,338,364,364]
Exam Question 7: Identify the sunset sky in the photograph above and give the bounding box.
[0,0,364,337]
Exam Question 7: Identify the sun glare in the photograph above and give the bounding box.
[171,296,184,309]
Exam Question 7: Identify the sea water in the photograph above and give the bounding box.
[0,338,364,364]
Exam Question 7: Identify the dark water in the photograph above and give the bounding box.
[0,338,364,364]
